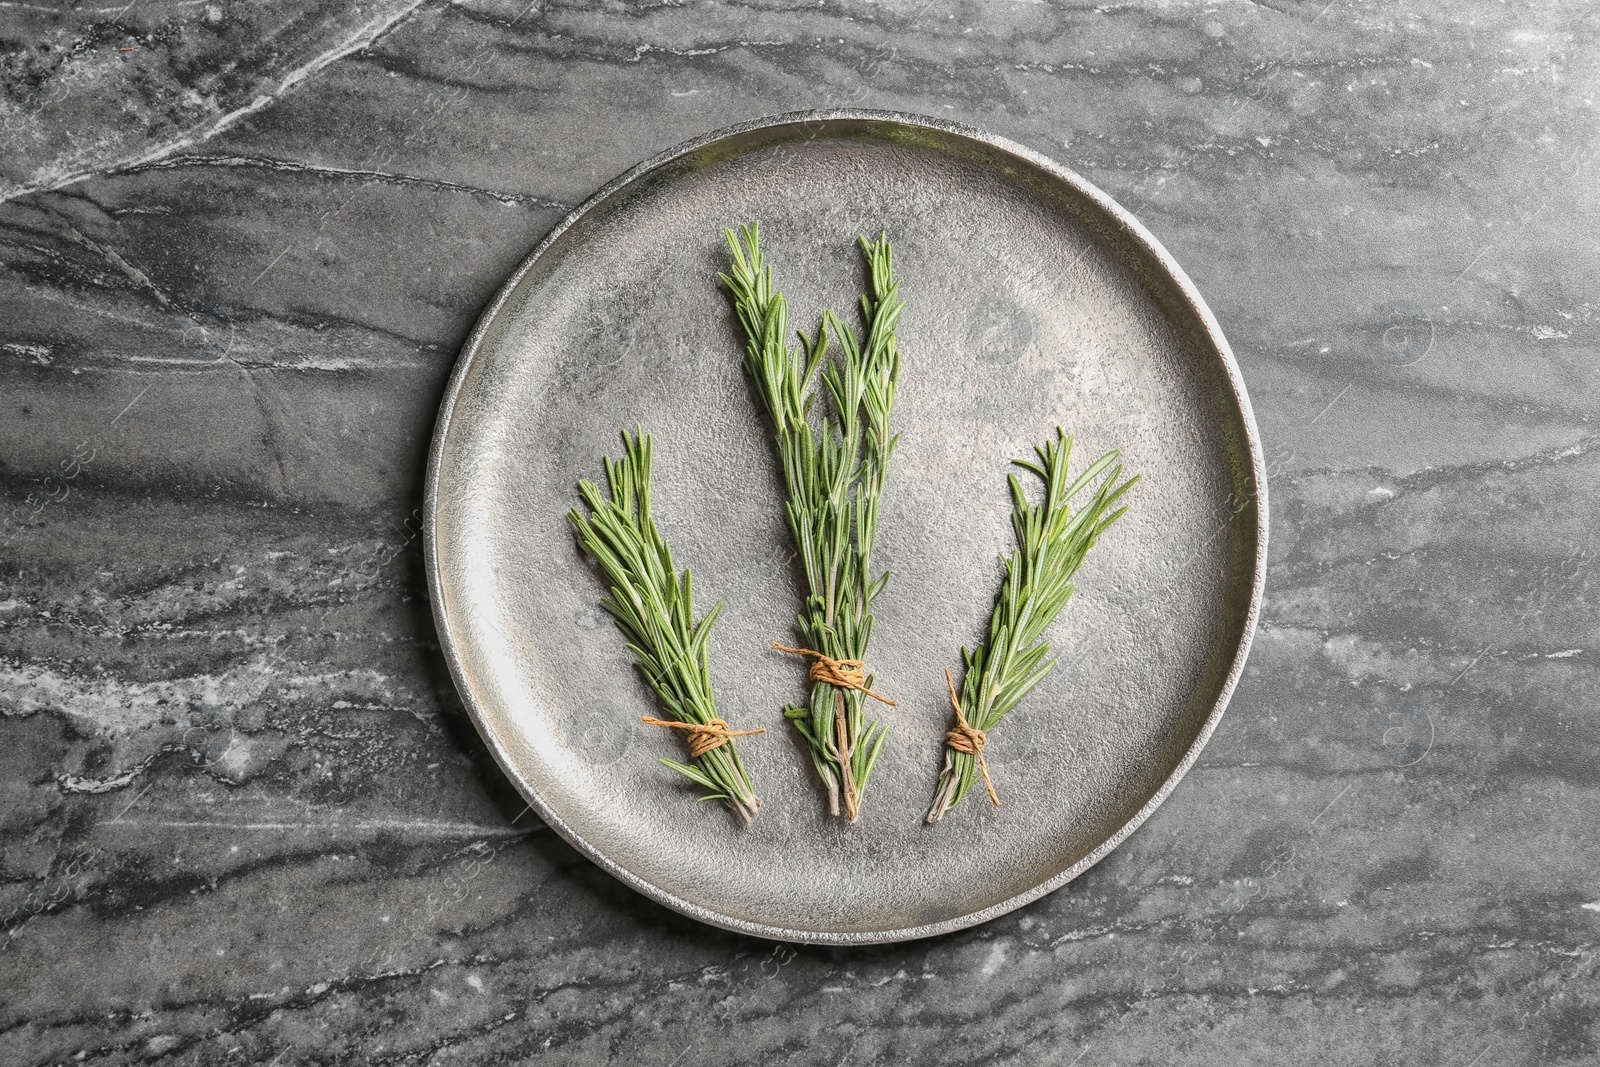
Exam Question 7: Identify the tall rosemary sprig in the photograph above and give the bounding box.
[926,429,1138,824]
[721,223,903,821]
[568,429,763,827]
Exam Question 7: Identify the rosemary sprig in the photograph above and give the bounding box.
[721,223,903,821]
[926,429,1138,824]
[568,429,763,827]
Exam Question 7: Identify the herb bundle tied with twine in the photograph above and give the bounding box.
[568,429,765,827]
[721,223,904,821]
[926,429,1138,824]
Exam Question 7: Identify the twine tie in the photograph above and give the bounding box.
[943,667,999,807]
[771,643,898,706]
[640,716,764,760]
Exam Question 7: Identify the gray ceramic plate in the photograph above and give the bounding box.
[424,110,1266,945]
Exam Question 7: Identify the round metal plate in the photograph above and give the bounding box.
[424,110,1266,944]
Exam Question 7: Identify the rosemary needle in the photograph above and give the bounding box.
[721,223,903,821]
[568,429,763,827]
[926,429,1138,825]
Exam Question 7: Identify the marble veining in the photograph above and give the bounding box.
[2,0,1597,1064]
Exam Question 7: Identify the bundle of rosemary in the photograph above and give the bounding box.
[568,429,765,827]
[721,223,903,821]
[926,429,1138,824]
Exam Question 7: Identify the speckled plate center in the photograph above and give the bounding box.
[423,110,1266,944]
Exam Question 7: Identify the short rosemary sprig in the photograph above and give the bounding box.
[568,429,763,827]
[926,429,1138,824]
[721,223,904,821]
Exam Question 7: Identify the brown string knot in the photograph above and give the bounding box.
[771,643,898,706]
[943,668,999,807]
[641,716,765,760]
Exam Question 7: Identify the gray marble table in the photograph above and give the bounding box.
[2,2,1596,1064]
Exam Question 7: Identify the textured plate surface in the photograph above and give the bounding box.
[424,110,1266,944]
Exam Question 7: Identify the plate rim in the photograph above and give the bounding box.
[423,107,1269,946]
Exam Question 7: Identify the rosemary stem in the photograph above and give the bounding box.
[722,223,903,820]
[926,429,1138,825]
[569,430,763,825]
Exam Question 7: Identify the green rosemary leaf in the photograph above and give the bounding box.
[860,721,890,785]
[569,429,763,827]
[926,428,1139,824]
[721,223,905,821]
[660,758,718,789]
